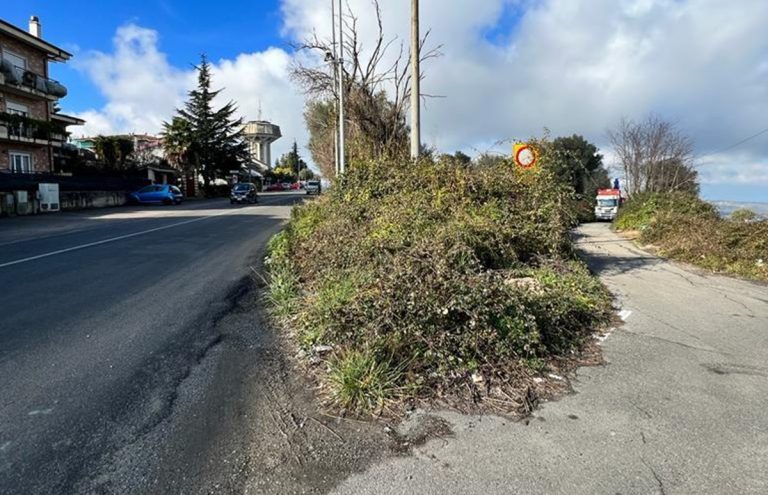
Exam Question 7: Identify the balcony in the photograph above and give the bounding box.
[0,112,69,145]
[0,58,67,100]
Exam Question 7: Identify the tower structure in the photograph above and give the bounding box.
[242,120,281,171]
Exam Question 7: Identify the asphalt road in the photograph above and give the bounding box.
[331,222,768,495]
[0,193,302,494]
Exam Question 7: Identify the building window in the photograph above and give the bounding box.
[1,48,27,70]
[6,100,29,117]
[9,152,32,174]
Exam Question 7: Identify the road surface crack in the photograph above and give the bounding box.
[720,293,756,317]
[624,330,721,355]
[628,400,653,419]
[642,458,667,495]
[656,265,698,286]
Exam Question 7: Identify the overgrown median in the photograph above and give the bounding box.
[615,192,768,281]
[266,155,612,415]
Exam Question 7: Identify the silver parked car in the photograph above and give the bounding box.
[305,180,322,195]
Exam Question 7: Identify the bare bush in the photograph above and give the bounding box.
[291,0,441,177]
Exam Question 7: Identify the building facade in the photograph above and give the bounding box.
[0,16,83,175]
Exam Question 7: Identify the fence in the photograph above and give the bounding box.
[0,173,152,216]
[0,173,150,193]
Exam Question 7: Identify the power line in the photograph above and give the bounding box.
[696,125,768,162]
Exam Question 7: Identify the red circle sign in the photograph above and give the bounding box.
[515,145,537,169]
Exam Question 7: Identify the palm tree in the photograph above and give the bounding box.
[162,117,192,170]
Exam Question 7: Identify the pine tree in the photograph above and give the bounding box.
[276,140,308,177]
[163,55,248,187]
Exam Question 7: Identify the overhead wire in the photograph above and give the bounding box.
[695,126,768,163]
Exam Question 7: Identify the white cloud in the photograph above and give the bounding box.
[71,1,768,191]
[72,24,193,136]
[71,23,306,163]
[210,48,307,163]
[698,153,768,185]
[278,0,768,187]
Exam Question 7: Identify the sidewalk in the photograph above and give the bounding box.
[0,198,226,246]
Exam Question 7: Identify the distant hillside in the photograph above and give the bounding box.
[711,201,768,218]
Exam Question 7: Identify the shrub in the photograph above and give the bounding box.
[614,191,717,232]
[730,208,758,223]
[615,193,768,281]
[268,153,612,413]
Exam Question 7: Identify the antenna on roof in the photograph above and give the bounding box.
[257,100,263,121]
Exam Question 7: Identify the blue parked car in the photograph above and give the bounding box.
[129,184,184,205]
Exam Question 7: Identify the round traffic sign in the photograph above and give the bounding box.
[515,145,537,169]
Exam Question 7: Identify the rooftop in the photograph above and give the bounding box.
[0,18,72,62]
[51,113,85,126]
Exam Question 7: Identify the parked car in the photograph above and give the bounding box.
[230,183,258,204]
[265,183,284,192]
[129,184,183,205]
[305,180,322,195]
[281,182,292,190]
[290,182,301,190]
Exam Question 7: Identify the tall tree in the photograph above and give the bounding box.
[440,150,471,165]
[163,55,248,187]
[276,140,308,177]
[608,115,697,196]
[93,135,135,171]
[298,168,316,181]
[547,135,609,197]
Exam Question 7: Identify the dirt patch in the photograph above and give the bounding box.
[387,413,454,453]
[615,229,641,241]
[230,287,396,495]
[130,272,399,495]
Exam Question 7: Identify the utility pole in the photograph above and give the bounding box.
[331,0,339,176]
[337,0,346,174]
[410,0,420,160]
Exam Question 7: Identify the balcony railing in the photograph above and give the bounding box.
[0,112,69,142]
[0,58,67,98]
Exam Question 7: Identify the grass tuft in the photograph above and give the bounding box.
[329,349,405,413]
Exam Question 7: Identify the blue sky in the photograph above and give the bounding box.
[3,0,767,202]
[4,0,285,112]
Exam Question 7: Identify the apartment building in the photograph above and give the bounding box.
[0,16,83,175]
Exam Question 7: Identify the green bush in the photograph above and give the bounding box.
[615,193,768,281]
[614,191,717,231]
[268,153,612,412]
[730,208,758,223]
